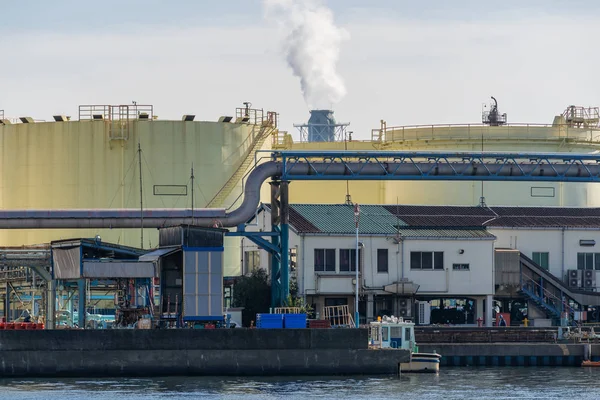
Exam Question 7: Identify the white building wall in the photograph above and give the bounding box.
[401,239,494,296]
[490,227,600,284]
[301,235,494,297]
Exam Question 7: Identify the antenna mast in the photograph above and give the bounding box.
[191,164,195,223]
[138,142,144,248]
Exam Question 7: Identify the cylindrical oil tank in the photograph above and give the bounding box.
[285,123,600,207]
[0,118,273,276]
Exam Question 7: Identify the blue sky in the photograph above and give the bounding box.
[2,0,600,138]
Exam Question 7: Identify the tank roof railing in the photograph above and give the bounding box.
[371,122,600,144]
[78,104,154,121]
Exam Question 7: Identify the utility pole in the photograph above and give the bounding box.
[354,203,360,328]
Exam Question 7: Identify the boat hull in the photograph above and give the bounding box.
[400,353,441,373]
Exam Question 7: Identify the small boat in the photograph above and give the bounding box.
[582,360,600,367]
[368,316,442,373]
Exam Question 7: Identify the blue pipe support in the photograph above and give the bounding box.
[281,222,290,304]
[5,282,9,321]
[77,278,86,328]
[280,181,290,305]
[271,226,281,307]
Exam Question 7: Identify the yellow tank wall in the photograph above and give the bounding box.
[0,119,270,276]
[287,127,600,207]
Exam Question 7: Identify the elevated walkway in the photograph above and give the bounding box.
[0,246,52,283]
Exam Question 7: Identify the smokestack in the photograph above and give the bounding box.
[308,109,336,142]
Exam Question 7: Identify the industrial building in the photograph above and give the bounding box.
[244,203,600,327]
[1,225,226,329]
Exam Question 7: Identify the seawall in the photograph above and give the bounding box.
[0,329,409,377]
[419,343,593,367]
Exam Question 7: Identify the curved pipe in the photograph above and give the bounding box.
[1,160,600,229]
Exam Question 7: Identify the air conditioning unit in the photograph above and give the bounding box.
[567,270,582,288]
[569,269,582,279]
[417,301,431,325]
[584,272,596,289]
[398,298,411,318]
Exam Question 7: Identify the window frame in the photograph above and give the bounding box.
[314,248,336,272]
[377,249,389,273]
[410,251,444,270]
[339,248,363,273]
[532,252,549,270]
[577,252,600,271]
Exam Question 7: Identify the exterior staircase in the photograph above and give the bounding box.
[206,123,275,208]
[520,280,568,321]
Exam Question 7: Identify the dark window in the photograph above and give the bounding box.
[452,263,470,271]
[410,252,421,270]
[577,252,600,271]
[314,249,336,272]
[325,297,347,307]
[586,253,594,270]
[377,249,389,273]
[422,252,433,269]
[434,252,444,270]
[410,251,444,270]
[532,252,549,270]
[339,249,362,272]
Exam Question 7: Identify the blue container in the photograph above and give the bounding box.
[283,314,307,329]
[256,313,284,329]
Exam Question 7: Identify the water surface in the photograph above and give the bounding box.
[1,367,599,399]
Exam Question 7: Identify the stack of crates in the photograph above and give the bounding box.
[283,313,307,329]
[256,313,284,329]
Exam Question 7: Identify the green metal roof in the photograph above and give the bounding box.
[288,204,495,239]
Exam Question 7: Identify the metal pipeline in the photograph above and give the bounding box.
[0,160,599,229]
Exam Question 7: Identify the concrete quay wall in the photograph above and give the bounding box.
[0,329,410,377]
[419,343,591,367]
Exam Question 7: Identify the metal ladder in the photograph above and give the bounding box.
[206,123,275,208]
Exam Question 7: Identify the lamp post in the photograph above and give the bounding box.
[353,203,360,328]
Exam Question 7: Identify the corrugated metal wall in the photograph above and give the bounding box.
[183,250,223,318]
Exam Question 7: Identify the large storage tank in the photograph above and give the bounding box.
[278,104,600,207]
[0,104,276,276]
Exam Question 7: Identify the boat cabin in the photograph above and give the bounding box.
[369,316,416,351]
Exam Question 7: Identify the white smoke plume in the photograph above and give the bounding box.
[264,0,349,109]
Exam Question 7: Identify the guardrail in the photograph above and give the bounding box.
[371,123,600,143]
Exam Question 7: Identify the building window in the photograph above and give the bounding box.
[532,252,549,270]
[314,249,336,272]
[339,249,362,272]
[377,249,389,273]
[410,251,444,270]
[452,263,470,271]
[244,250,260,274]
[577,252,600,270]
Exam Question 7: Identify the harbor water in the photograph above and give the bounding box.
[1,367,600,399]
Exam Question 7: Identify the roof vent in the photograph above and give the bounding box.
[182,114,195,122]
